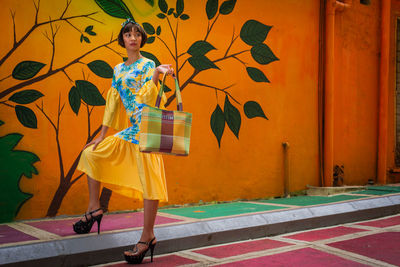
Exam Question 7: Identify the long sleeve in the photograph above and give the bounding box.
[137,61,167,108]
[102,67,129,130]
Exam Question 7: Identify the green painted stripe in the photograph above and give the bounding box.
[257,195,369,206]
[366,186,400,192]
[350,190,396,196]
[161,202,286,219]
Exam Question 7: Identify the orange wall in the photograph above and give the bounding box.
[6,0,387,221]
[333,1,380,184]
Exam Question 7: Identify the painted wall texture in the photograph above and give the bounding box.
[1,0,392,222]
[333,1,380,185]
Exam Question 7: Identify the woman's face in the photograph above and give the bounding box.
[123,29,142,51]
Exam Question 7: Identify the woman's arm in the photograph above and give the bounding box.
[98,125,109,139]
[83,125,109,151]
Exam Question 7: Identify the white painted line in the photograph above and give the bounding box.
[177,250,218,263]
[314,243,397,267]
[206,244,308,266]
[8,223,60,240]
[157,212,199,222]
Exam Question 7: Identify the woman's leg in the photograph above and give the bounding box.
[141,199,159,241]
[84,175,103,220]
[125,199,158,256]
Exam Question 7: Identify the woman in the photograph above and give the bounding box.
[73,18,174,264]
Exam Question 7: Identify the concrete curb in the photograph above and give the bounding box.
[1,195,400,267]
[306,185,367,196]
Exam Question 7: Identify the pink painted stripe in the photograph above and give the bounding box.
[27,212,182,237]
[215,247,369,267]
[284,226,367,242]
[193,238,292,259]
[328,232,400,266]
[0,225,38,244]
[104,254,198,266]
[357,215,400,228]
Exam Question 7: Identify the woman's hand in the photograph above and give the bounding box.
[153,64,174,85]
[83,126,108,151]
[83,136,104,151]
[156,64,175,76]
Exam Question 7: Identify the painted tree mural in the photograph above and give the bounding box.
[0,0,278,221]
[0,121,39,222]
[96,0,278,146]
[0,0,113,219]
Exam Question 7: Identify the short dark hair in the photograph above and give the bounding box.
[118,22,147,48]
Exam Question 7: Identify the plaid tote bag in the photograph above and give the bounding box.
[139,75,192,156]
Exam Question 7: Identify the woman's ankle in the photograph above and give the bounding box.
[86,205,102,214]
[140,231,155,242]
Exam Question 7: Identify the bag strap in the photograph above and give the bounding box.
[155,74,183,111]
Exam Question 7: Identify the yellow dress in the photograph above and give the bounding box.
[77,57,168,202]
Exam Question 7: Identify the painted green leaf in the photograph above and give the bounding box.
[251,43,279,65]
[0,134,23,153]
[143,22,155,35]
[176,0,184,16]
[85,25,93,33]
[206,0,218,20]
[244,101,268,120]
[158,0,168,13]
[156,26,161,35]
[188,55,220,71]
[141,51,161,66]
[246,67,270,83]
[75,80,106,106]
[224,95,241,138]
[0,133,38,223]
[180,14,189,20]
[87,60,113,78]
[94,0,133,19]
[145,0,154,6]
[15,105,37,129]
[219,0,236,15]
[68,86,81,115]
[12,61,46,80]
[210,104,225,147]
[168,8,175,15]
[87,30,96,36]
[187,41,216,56]
[9,90,44,104]
[240,20,272,46]
[80,34,84,43]
[83,36,90,43]
[157,13,166,19]
[173,12,179,18]
[147,36,156,44]
[0,120,4,126]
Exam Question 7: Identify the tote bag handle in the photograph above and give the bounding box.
[155,74,183,111]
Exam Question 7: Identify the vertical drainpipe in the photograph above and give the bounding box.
[318,0,326,187]
[324,0,350,187]
[324,0,336,187]
[377,0,391,184]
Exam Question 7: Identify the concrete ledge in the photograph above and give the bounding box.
[306,185,366,196]
[2,195,400,267]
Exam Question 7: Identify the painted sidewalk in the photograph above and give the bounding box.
[1,186,400,266]
[98,213,400,266]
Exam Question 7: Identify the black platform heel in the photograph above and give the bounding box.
[124,237,156,264]
[73,208,103,234]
